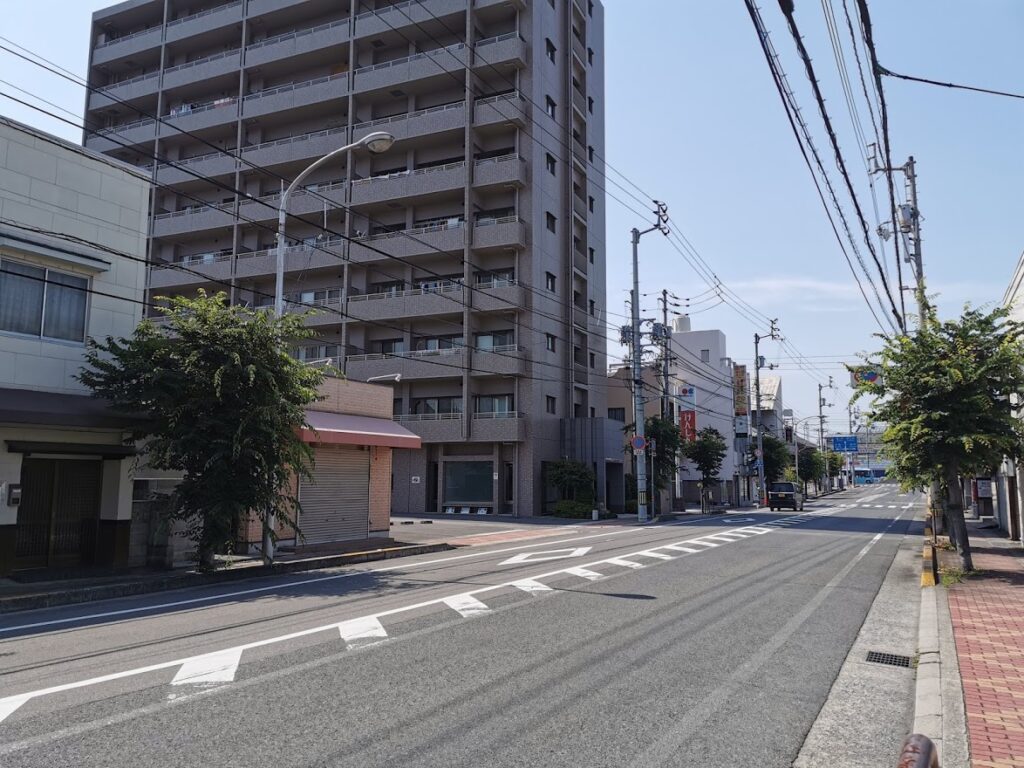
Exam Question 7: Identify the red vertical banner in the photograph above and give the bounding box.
[680,410,697,442]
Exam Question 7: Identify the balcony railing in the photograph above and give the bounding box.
[98,71,159,92]
[97,116,156,136]
[95,25,162,49]
[160,147,238,170]
[164,47,241,75]
[166,1,241,27]
[164,97,236,120]
[348,281,463,302]
[243,72,347,103]
[472,411,522,420]
[242,126,347,154]
[346,347,463,363]
[246,17,347,50]
[395,412,463,422]
[355,41,466,74]
[152,201,231,221]
[355,0,420,20]
[351,158,466,186]
[351,99,464,131]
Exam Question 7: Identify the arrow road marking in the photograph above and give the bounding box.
[500,547,592,565]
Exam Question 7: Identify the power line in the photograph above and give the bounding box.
[878,64,1024,101]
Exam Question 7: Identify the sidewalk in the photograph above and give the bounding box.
[944,522,1024,767]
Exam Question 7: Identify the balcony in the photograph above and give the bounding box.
[473,33,528,69]
[354,0,466,40]
[573,248,588,275]
[573,364,589,384]
[472,216,527,250]
[159,99,238,136]
[149,253,233,289]
[572,87,587,116]
[90,72,159,109]
[156,150,238,185]
[245,18,348,68]
[394,414,465,443]
[281,290,346,328]
[151,203,236,237]
[165,2,243,44]
[87,117,157,151]
[573,306,589,330]
[350,160,466,205]
[242,73,348,120]
[233,240,346,280]
[471,345,528,376]
[472,280,527,313]
[92,26,163,66]
[352,100,467,145]
[353,42,468,94]
[162,48,242,90]
[346,348,466,380]
[470,412,526,442]
[472,154,526,189]
[346,282,466,321]
[473,92,528,129]
[241,126,347,170]
[246,0,309,17]
[349,220,465,263]
[573,193,588,221]
[237,181,347,224]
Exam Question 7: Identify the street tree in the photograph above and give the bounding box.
[683,427,727,485]
[796,446,826,491]
[855,305,1024,569]
[758,433,791,483]
[825,450,845,480]
[624,416,683,492]
[79,290,325,569]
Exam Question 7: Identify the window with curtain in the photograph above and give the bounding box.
[0,259,88,342]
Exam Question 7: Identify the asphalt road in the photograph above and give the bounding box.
[0,484,921,767]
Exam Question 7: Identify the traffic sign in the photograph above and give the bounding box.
[832,435,859,453]
[630,435,647,452]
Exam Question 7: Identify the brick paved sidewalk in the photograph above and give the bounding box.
[946,523,1024,767]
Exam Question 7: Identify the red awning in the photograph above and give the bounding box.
[300,410,422,449]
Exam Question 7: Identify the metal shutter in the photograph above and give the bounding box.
[298,446,370,545]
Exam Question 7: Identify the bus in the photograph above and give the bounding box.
[854,468,888,485]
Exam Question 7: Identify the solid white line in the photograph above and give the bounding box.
[662,544,702,553]
[636,550,673,560]
[564,567,603,581]
[688,538,720,547]
[337,616,388,649]
[511,579,553,594]
[171,648,242,687]
[442,594,492,618]
[605,557,645,569]
[704,533,745,542]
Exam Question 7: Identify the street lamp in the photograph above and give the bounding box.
[274,131,395,316]
[366,373,402,383]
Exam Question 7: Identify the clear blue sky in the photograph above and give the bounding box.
[2,1,1021,433]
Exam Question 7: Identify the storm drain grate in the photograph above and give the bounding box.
[866,651,912,668]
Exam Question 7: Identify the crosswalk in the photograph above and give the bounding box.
[0,507,851,728]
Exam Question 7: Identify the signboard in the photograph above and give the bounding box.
[734,365,748,415]
[976,478,993,498]
[677,384,697,410]
[849,367,882,387]
[831,435,859,453]
[630,435,647,452]
[734,415,749,437]
[680,410,697,442]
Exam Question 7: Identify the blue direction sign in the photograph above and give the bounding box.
[831,435,859,453]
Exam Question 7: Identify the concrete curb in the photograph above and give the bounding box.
[0,542,454,614]
[914,584,943,759]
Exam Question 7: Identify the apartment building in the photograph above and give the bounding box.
[84,0,608,516]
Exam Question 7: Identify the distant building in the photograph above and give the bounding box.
[0,115,149,576]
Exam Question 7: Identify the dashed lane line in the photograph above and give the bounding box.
[0,509,851,724]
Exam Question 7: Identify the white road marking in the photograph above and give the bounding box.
[171,648,243,687]
[442,594,492,618]
[337,616,388,649]
[688,538,720,547]
[564,567,603,581]
[0,697,29,724]
[723,517,756,524]
[511,579,553,594]
[636,550,673,560]
[606,557,645,569]
[500,547,592,565]
[663,544,702,553]
[704,533,745,542]
[875,504,885,508]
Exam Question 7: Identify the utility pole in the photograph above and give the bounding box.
[818,376,833,492]
[630,201,670,523]
[657,289,678,512]
[753,319,780,506]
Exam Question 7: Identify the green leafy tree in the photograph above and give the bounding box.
[825,450,845,479]
[547,459,596,504]
[796,446,826,490]
[79,291,325,569]
[855,305,1024,569]
[644,415,683,491]
[683,427,728,485]
[757,433,792,483]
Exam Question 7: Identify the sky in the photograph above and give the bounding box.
[2,1,1022,436]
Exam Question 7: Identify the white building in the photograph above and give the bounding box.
[0,116,149,576]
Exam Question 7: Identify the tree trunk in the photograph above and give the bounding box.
[944,464,973,571]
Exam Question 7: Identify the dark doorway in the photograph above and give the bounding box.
[14,458,102,570]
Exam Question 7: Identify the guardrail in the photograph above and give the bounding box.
[896,734,939,768]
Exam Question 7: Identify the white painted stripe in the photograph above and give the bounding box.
[512,578,554,594]
[689,538,720,547]
[636,550,673,560]
[565,566,603,581]
[337,616,388,648]
[442,594,492,618]
[606,557,645,569]
[171,648,242,687]
[663,544,702,553]
[888,505,896,509]
[875,504,885,508]
[745,527,774,534]
[0,696,30,725]
[705,533,744,541]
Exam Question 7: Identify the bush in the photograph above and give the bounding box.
[551,500,593,518]
[625,499,638,514]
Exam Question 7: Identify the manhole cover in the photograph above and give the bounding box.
[866,651,912,668]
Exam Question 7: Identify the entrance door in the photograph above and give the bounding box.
[15,458,102,569]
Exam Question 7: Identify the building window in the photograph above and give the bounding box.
[589,247,595,263]
[546,153,556,175]
[589,351,596,368]
[412,396,462,416]
[475,329,515,350]
[0,259,88,342]
[373,338,406,355]
[545,333,556,352]
[546,396,557,414]
[545,38,556,63]
[546,212,557,233]
[546,96,557,119]
[588,195,595,212]
[588,145,595,162]
[589,299,595,316]
[545,272,557,292]
[608,407,626,421]
[588,0,594,16]
[445,461,493,503]
[700,348,711,363]
[590,406,596,418]
[588,47,594,65]
[588,97,594,114]
[475,394,514,415]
